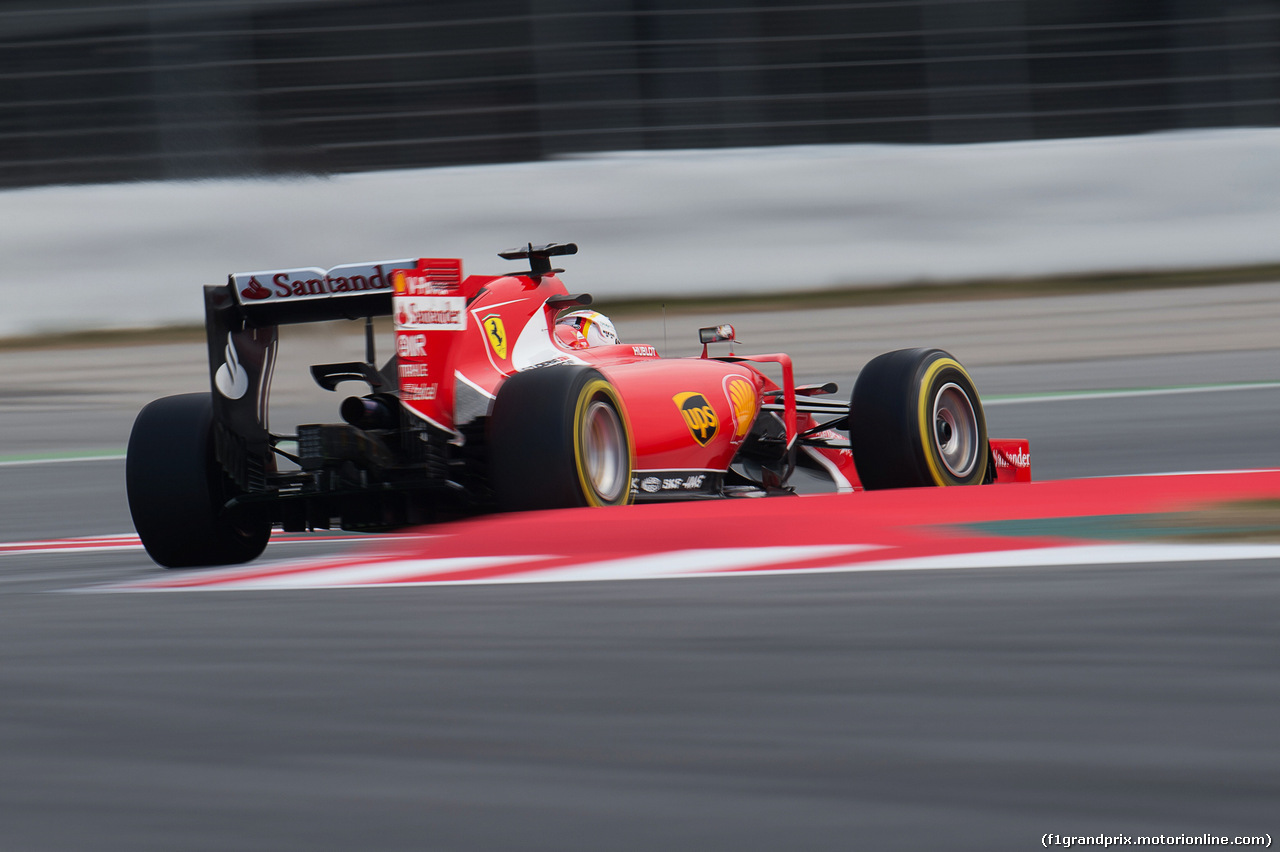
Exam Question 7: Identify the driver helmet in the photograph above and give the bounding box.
[556,310,620,347]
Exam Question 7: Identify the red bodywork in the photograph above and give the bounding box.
[389,258,1030,497]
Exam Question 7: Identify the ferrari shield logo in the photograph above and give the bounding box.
[483,315,508,360]
[673,392,718,446]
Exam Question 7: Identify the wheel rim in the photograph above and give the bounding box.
[932,382,978,478]
[582,399,628,502]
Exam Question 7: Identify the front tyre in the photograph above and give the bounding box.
[126,393,271,568]
[850,348,988,490]
[489,366,633,512]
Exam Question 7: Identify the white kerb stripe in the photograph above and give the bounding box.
[440,545,883,586]
[807,542,1280,574]
[132,555,550,591]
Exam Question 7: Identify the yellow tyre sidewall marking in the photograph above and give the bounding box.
[572,378,634,507]
[915,357,983,487]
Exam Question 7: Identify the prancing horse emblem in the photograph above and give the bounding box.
[483,315,508,360]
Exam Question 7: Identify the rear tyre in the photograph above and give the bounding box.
[489,366,633,512]
[126,393,271,568]
[850,348,988,490]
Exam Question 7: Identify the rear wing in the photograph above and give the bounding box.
[225,258,417,327]
[204,258,414,490]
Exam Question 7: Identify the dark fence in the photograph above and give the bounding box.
[2,0,1277,188]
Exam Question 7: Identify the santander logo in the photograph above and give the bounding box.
[240,277,271,300]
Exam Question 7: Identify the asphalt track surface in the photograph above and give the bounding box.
[2,283,1279,851]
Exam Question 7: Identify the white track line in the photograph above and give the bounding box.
[0,454,125,468]
[986,382,1280,406]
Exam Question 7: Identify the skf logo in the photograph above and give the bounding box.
[724,377,757,440]
[673,392,718,446]
[483,315,508,360]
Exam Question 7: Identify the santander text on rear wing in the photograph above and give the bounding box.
[989,438,1032,483]
[227,258,418,326]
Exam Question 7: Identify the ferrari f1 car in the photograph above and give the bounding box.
[126,242,1031,568]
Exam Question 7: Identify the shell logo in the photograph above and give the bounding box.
[725,376,758,439]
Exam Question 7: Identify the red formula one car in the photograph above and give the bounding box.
[126,243,1031,568]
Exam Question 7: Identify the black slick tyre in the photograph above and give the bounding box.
[849,348,988,490]
[126,393,271,568]
[489,366,633,512]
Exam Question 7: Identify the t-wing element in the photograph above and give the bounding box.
[310,362,386,391]
[546,292,593,310]
[498,242,579,278]
[311,316,385,391]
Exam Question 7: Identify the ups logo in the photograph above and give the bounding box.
[673,392,718,446]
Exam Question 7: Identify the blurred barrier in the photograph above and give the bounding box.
[1,0,1278,187]
[5,129,1280,338]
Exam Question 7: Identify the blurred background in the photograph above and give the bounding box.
[3,0,1278,187]
[4,0,1280,338]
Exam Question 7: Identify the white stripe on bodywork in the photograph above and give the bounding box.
[455,370,496,400]
[510,304,587,371]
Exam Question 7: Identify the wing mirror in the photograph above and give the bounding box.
[698,324,738,357]
[698,324,736,344]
